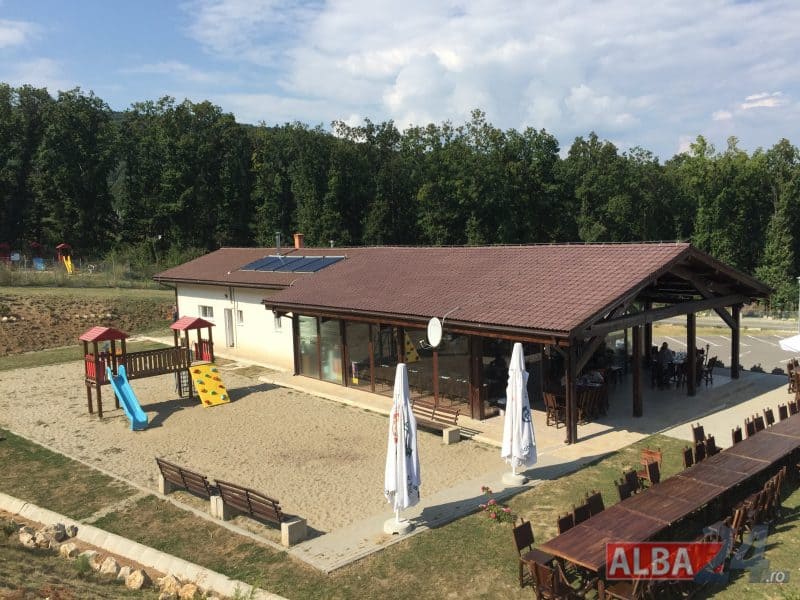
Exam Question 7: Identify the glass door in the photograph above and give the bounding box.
[320,318,343,383]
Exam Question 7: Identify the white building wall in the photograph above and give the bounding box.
[175,283,294,371]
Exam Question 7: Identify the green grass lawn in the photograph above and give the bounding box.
[0,429,136,520]
[0,340,171,372]
[2,428,799,599]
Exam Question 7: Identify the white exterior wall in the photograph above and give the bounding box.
[175,283,294,371]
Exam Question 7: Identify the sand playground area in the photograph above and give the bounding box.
[0,361,504,533]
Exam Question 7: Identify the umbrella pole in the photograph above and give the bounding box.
[395,509,401,524]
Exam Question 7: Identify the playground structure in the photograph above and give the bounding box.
[80,317,220,426]
[56,243,73,274]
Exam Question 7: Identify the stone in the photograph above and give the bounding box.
[159,592,177,600]
[178,583,199,599]
[59,542,79,559]
[158,574,182,596]
[117,565,132,581]
[125,569,151,590]
[43,523,67,542]
[99,556,120,577]
[34,530,52,548]
[18,530,36,548]
[66,524,78,538]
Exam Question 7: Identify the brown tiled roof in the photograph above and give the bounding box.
[263,243,765,335]
[153,247,369,288]
[79,326,129,342]
[170,317,215,331]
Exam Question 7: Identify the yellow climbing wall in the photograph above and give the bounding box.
[404,333,419,363]
[192,364,231,407]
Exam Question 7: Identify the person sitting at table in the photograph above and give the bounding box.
[657,342,672,388]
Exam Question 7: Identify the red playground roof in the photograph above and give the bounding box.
[79,326,129,342]
[170,316,215,331]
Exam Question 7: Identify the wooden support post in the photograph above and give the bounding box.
[644,302,653,358]
[93,340,103,418]
[110,339,119,408]
[292,316,300,376]
[207,326,214,362]
[86,382,93,414]
[340,320,349,387]
[469,336,483,420]
[731,304,741,379]
[566,342,578,444]
[632,325,643,417]
[97,380,103,419]
[687,313,696,397]
[623,328,629,374]
[432,350,439,404]
[368,324,376,393]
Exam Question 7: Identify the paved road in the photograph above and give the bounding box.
[652,330,794,374]
[663,315,798,332]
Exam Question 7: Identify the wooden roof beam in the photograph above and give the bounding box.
[581,294,748,336]
[670,265,737,329]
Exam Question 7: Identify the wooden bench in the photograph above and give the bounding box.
[412,399,461,443]
[155,457,215,498]
[215,479,284,525]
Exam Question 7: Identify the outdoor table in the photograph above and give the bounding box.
[538,524,610,572]
[727,431,800,464]
[702,451,771,476]
[621,488,697,525]
[577,504,664,539]
[649,476,722,506]
[676,460,751,489]
[768,415,800,438]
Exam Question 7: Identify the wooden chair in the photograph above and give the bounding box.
[744,417,756,438]
[531,560,589,599]
[543,392,566,428]
[573,502,591,525]
[691,422,705,444]
[512,518,553,588]
[604,577,651,600]
[731,426,743,445]
[638,460,661,488]
[753,414,766,432]
[693,440,707,463]
[788,362,795,393]
[778,403,789,422]
[576,388,594,424]
[705,434,719,456]
[585,490,604,516]
[682,446,694,469]
[639,447,662,468]
[556,512,575,534]
[702,356,716,385]
[764,407,775,427]
[623,469,640,494]
[616,478,633,501]
[789,399,799,416]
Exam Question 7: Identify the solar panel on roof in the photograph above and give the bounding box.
[238,255,344,273]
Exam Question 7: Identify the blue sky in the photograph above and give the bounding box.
[1,0,798,158]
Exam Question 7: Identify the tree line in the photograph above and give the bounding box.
[1,84,798,309]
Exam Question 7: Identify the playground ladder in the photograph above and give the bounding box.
[176,370,192,397]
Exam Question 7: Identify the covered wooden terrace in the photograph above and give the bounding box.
[262,244,770,444]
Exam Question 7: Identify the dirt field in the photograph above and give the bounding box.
[0,287,174,355]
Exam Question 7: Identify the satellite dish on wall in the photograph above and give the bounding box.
[427,317,442,348]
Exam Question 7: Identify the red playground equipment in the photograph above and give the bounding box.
[80,318,216,418]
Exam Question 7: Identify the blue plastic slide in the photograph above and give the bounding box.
[106,365,148,431]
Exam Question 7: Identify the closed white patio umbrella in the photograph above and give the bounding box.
[384,363,421,534]
[501,343,537,485]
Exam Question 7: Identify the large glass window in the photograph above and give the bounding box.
[346,322,372,390]
[298,315,319,378]
[373,325,399,396]
[320,318,343,384]
[405,327,435,403]
[438,333,470,406]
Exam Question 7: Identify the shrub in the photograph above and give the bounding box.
[478,486,514,523]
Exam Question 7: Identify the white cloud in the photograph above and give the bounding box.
[0,58,74,91]
[122,60,239,85]
[740,91,787,110]
[0,18,38,48]
[180,0,800,157]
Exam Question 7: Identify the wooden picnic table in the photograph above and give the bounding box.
[537,413,800,578]
[767,415,800,438]
[726,430,800,464]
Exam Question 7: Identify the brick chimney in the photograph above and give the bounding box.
[293,233,304,249]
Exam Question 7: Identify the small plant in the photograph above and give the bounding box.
[478,486,514,523]
[2,519,19,537]
[74,554,92,577]
[750,364,765,373]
